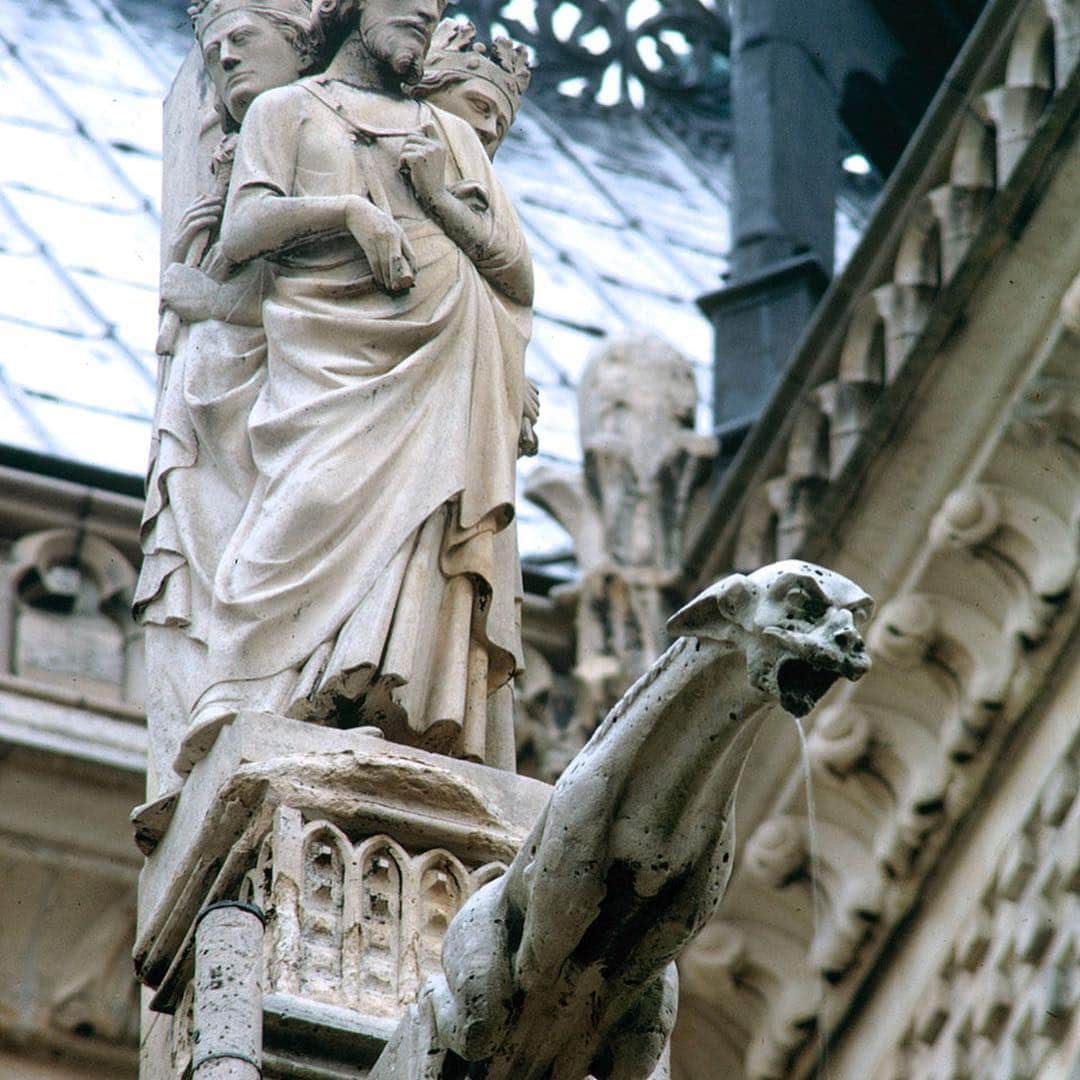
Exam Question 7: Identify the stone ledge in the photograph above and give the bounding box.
[0,680,146,774]
[134,712,551,1007]
[264,992,396,1074]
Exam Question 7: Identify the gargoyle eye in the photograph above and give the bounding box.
[851,604,871,626]
[785,586,826,619]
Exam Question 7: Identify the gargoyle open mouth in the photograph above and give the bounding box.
[777,658,843,717]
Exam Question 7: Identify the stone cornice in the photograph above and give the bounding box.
[0,677,146,773]
[834,632,1080,1079]
[673,1,1080,1075]
[0,464,143,566]
[688,0,1080,588]
[675,286,1080,1076]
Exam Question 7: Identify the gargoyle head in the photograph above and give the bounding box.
[668,561,874,716]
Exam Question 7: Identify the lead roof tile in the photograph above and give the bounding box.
[0,0,878,561]
[0,254,106,335]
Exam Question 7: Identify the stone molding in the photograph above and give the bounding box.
[674,273,1080,1079]
[239,808,507,1018]
[880,728,1079,1079]
[0,464,142,564]
[0,516,146,1072]
[690,0,1080,584]
[673,1,1080,1068]
[133,714,551,1011]
[0,735,144,1073]
[164,808,509,1077]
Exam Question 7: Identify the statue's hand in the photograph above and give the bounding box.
[160,263,220,323]
[518,379,540,456]
[399,124,449,207]
[169,194,224,265]
[345,197,416,292]
[449,179,490,213]
[200,244,235,283]
[523,379,540,425]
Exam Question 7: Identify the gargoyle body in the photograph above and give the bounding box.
[371,562,873,1080]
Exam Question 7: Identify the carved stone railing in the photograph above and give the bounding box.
[675,1,1080,1075]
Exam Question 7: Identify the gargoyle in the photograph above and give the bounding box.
[371,561,873,1080]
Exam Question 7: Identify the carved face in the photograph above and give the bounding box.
[425,77,512,158]
[668,560,874,716]
[359,0,448,84]
[200,12,305,123]
[749,565,872,715]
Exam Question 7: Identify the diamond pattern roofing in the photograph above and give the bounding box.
[0,0,868,560]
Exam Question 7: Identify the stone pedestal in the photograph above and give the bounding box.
[133,714,551,1078]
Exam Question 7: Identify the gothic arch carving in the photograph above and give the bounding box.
[676,59,1080,1067]
[5,528,142,704]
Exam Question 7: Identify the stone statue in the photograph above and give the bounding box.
[175,0,534,777]
[410,19,531,160]
[135,0,317,798]
[136,3,536,798]
[405,18,540,454]
[523,331,717,779]
[371,561,873,1078]
[130,10,879,1080]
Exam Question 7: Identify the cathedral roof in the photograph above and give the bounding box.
[0,0,872,563]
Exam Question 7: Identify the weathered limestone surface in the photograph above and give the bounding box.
[0,504,145,1075]
[134,714,551,1076]
[139,0,536,798]
[192,904,265,1079]
[368,562,871,1078]
[675,3,1080,1074]
[134,562,871,1079]
[130,6,881,1080]
[522,331,717,780]
[850,631,1080,1080]
[134,4,550,1076]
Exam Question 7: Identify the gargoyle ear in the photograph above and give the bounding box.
[667,574,758,639]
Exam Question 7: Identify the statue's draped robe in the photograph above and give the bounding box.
[134,253,269,792]
[193,81,530,770]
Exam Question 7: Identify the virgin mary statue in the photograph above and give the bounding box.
[178,0,532,776]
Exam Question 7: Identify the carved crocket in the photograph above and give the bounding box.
[371,561,873,1080]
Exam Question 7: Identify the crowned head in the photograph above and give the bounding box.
[409,19,531,157]
[189,0,315,124]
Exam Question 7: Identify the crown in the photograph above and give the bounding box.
[423,20,532,115]
[188,0,311,40]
